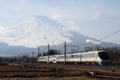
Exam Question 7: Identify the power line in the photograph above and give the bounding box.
[40,46,48,52]
[102,40,120,44]
[98,30,120,41]
[77,30,120,46]
[33,30,120,53]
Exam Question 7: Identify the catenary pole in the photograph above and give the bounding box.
[48,44,49,63]
[64,42,66,65]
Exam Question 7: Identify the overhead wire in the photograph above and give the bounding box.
[98,30,120,41]
[77,30,120,46]
[36,30,120,53]
[40,46,48,52]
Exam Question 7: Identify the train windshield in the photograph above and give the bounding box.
[98,52,109,60]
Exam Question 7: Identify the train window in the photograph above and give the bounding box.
[90,53,95,57]
[98,52,109,60]
[91,53,93,57]
[80,55,82,58]
[49,56,55,58]
[83,54,85,58]
[86,54,87,57]
[59,56,64,59]
[84,54,86,58]
[91,53,92,57]
[93,53,95,57]
[82,54,84,58]
[56,56,59,59]
[73,55,80,58]
[93,54,95,57]
[71,55,73,58]
[86,54,88,57]
[39,57,45,60]
[88,54,90,57]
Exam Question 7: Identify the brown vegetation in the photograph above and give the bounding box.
[0,64,105,80]
[0,77,103,80]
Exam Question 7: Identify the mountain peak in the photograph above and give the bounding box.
[31,15,49,21]
[0,15,72,48]
[32,15,48,18]
[0,16,119,55]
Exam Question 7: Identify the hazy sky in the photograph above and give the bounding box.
[0,0,120,44]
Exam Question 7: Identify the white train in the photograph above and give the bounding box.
[37,51,111,65]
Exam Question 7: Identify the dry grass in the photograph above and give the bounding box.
[0,64,111,80]
[7,63,22,67]
[0,77,105,80]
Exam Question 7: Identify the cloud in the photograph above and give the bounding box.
[0,26,9,34]
[51,13,62,20]
[68,21,75,25]
[86,39,101,44]
[67,21,77,30]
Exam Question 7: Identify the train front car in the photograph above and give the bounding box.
[97,51,111,65]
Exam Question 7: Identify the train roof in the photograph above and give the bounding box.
[68,50,107,54]
[38,50,107,57]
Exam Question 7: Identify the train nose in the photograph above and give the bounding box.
[98,61,111,65]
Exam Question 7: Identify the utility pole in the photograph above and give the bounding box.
[32,51,34,62]
[19,55,20,63]
[38,47,40,57]
[64,42,66,65]
[38,47,40,55]
[26,53,28,62]
[59,50,60,55]
[32,51,34,68]
[48,44,49,63]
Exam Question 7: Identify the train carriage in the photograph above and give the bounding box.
[56,55,66,63]
[37,56,47,63]
[37,50,111,65]
[67,53,81,63]
[47,56,56,63]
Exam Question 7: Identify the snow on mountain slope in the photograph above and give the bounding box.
[0,16,78,48]
[0,15,120,56]
[0,15,119,55]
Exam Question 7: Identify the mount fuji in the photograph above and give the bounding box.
[0,16,119,56]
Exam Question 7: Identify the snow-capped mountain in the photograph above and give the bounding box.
[0,16,74,48]
[0,16,101,48]
[0,16,119,55]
